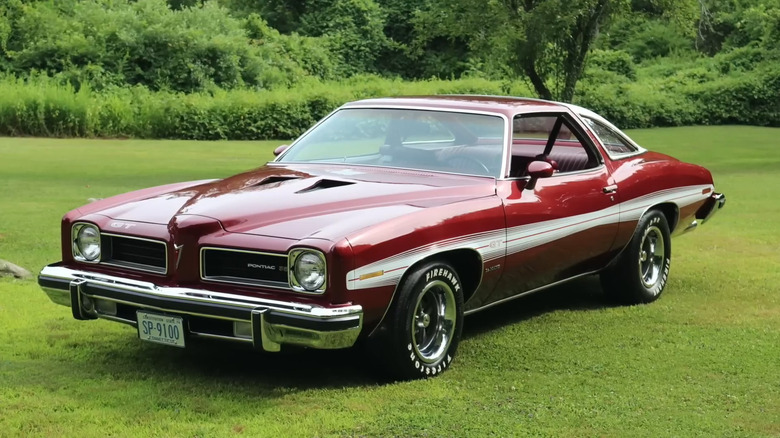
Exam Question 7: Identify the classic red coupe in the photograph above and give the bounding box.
[38,96,725,379]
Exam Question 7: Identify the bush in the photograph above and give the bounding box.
[0,75,534,139]
[0,75,91,137]
[1,64,779,139]
[686,66,780,126]
[600,17,693,62]
[587,50,636,79]
[0,0,328,93]
[714,45,780,74]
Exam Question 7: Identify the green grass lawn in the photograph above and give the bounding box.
[1,127,779,437]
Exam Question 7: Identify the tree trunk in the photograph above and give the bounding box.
[522,59,553,100]
[560,0,609,102]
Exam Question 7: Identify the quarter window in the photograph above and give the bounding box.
[582,117,637,155]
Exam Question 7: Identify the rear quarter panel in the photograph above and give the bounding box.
[608,151,715,250]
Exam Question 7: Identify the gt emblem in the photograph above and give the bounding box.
[110,221,136,230]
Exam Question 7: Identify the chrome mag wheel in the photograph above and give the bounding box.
[639,225,666,289]
[411,280,457,364]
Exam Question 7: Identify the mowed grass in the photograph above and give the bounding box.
[0,127,779,437]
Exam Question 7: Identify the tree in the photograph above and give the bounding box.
[416,0,697,102]
[244,0,391,75]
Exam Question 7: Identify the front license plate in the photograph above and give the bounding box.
[136,311,185,348]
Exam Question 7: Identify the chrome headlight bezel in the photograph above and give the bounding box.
[288,249,327,293]
[72,222,101,263]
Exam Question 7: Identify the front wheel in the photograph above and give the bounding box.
[371,261,464,380]
[601,210,672,304]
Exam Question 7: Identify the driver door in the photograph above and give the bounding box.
[489,112,620,303]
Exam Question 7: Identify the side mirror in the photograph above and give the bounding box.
[527,160,555,179]
[273,144,290,157]
[525,160,554,190]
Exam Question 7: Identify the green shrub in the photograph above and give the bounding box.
[686,66,780,126]
[587,50,636,80]
[0,75,90,137]
[1,65,779,140]
[714,45,780,74]
[1,0,326,93]
[601,17,693,62]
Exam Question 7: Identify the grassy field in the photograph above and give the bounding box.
[1,127,778,437]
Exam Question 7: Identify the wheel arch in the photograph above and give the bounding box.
[368,248,483,337]
[652,202,680,233]
[605,202,679,270]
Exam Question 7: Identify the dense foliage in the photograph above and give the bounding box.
[1,0,779,138]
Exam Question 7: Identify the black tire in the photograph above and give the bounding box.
[601,209,672,304]
[371,261,464,380]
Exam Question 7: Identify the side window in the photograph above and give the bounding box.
[510,114,598,176]
[582,117,637,155]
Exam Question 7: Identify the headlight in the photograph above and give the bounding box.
[73,223,101,262]
[289,249,326,292]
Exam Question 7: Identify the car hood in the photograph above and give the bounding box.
[96,164,495,241]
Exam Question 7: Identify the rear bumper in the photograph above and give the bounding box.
[38,265,362,352]
[696,192,726,224]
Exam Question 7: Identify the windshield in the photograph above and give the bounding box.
[278,108,506,177]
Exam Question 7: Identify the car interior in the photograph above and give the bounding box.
[509,114,599,177]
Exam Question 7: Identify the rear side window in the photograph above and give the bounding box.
[582,117,638,155]
[510,114,599,176]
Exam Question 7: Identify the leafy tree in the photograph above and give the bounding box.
[245,0,390,75]
[416,0,699,102]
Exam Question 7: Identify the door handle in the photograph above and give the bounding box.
[603,185,618,194]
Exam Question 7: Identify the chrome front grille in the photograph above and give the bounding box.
[201,247,289,288]
[102,234,167,274]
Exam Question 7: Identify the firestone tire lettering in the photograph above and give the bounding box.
[600,209,672,305]
[369,261,464,380]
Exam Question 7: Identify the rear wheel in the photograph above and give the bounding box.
[371,261,464,380]
[601,210,672,304]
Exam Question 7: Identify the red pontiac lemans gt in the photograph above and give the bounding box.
[38,96,725,379]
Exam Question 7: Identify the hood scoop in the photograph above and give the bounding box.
[251,176,300,187]
[296,179,355,193]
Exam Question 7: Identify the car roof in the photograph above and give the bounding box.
[342,95,569,116]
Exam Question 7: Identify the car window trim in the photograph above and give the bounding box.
[510,110,605,176]
[276,105,511,179]
[561,104,647,160]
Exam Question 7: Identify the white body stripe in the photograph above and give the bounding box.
[346,184,712,290]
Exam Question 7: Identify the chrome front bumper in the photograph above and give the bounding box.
[38,265,363,352]
[696,192,726,224]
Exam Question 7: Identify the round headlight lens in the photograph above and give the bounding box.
[76,225,101,261]
[293,252,325,291]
